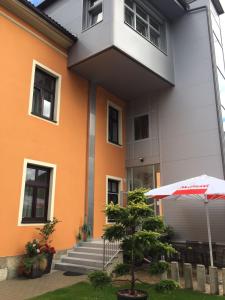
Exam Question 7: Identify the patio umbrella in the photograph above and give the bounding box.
[145,174,225,267]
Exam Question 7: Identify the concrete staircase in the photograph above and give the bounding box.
[54,240,105,274]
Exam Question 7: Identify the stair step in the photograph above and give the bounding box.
[61,256,103,267]
[74,246,104,254]
[67,251,107,260]
[79,241,104,249]
[54,262,101,274]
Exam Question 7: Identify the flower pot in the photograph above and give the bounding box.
[44,253,54,274]
[24,264,43,279]
[82,232,87,242]
[117,290,148,300]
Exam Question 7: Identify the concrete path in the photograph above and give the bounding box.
[0,271,87,300]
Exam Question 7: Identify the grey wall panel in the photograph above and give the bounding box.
[126,96,160,168]
[158,3,224,243]
[113,0,175,84]
[163,198,225,243]
[159,9,223,184]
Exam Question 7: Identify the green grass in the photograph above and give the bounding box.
[31,282,222,300]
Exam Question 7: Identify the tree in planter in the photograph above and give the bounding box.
[36,217,60,274]
[103,188,175,300]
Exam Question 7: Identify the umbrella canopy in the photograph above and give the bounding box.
[145,174,225,200]
[145,174,225,267]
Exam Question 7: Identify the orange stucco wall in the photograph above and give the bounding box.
[0,8,88,256]
[93,87,126,238]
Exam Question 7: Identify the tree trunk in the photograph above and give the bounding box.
[130,248,135,295]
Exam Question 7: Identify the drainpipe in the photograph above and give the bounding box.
[85,81,97,237]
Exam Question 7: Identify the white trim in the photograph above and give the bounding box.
[0,9,67,57]
[106,101,123,147]
[105,175,123,224]
[17,158,57,226]
[28,60,62,125]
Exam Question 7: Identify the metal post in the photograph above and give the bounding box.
[204,197,214,267]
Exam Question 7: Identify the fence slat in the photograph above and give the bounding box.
[171,261,180,284]
[184,263,193,289]
[197,264,206,292]
[209,266,219,295]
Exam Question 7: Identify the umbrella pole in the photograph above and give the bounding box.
[204,198,214,267]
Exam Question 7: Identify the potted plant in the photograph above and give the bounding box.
[81,217,91,242]
[104,188,175,300]
[36,217,59,274]
[20,239,47,279]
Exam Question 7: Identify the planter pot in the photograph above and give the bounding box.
[117,290,148,300]
[44,253,54,274]
[82,232,87,242]
[24,265,43,279]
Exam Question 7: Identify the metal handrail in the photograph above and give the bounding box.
[102,238,121,270]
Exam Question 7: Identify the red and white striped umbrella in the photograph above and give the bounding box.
[145,174,225,266]
[145,174,225,200]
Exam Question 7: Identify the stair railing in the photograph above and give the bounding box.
[102,238,121,270]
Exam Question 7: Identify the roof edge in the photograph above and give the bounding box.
[38,0,58,10]
[1,0,77,50]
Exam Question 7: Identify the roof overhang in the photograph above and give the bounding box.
[211,0,224,15]
[1,0,77,50]
[147,0,187,20]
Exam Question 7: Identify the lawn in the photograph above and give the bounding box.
[31,282,222,300]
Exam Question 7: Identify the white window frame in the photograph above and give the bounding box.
[18,159,57,226]
[106,175,123,224]
[124,0,166,52]
[107,101,123,147]
[28,60,62,125]
[83,0,103,30]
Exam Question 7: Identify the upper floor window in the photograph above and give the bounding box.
[134,114,149,140]
[107,102,123,146]
[22,164,51,224]
[124,0,166,51]
[32,68,56,121]
[83,0,103,29]
[29,61,61,124]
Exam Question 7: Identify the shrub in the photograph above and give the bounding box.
[155,279,180,293]
[88,271,111,288]
[113,263,130,277]
[149,261,169,275]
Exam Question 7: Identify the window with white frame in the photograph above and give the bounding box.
[19,160,56,225]
[83,0,103,29]
[124,0,166,51]
[21,164,52,224]
[107,178,121,223]
[107,102,123,146]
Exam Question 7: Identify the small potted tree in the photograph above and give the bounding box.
[104,189,175,300]
[36,217,59,274]
[81,217,91,242]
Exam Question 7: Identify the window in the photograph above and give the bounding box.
[32,67,57,121]
[108,103,122,146]
[134,114,149,140]
[22,164,51,224]
[83,0,103,29]
[124,0,165,51]
[107,179,121,223]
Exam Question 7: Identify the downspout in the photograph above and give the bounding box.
[186,5,225,178]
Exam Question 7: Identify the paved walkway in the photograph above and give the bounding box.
[0,271,87,300]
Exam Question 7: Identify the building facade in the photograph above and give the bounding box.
[0,0,225,278]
